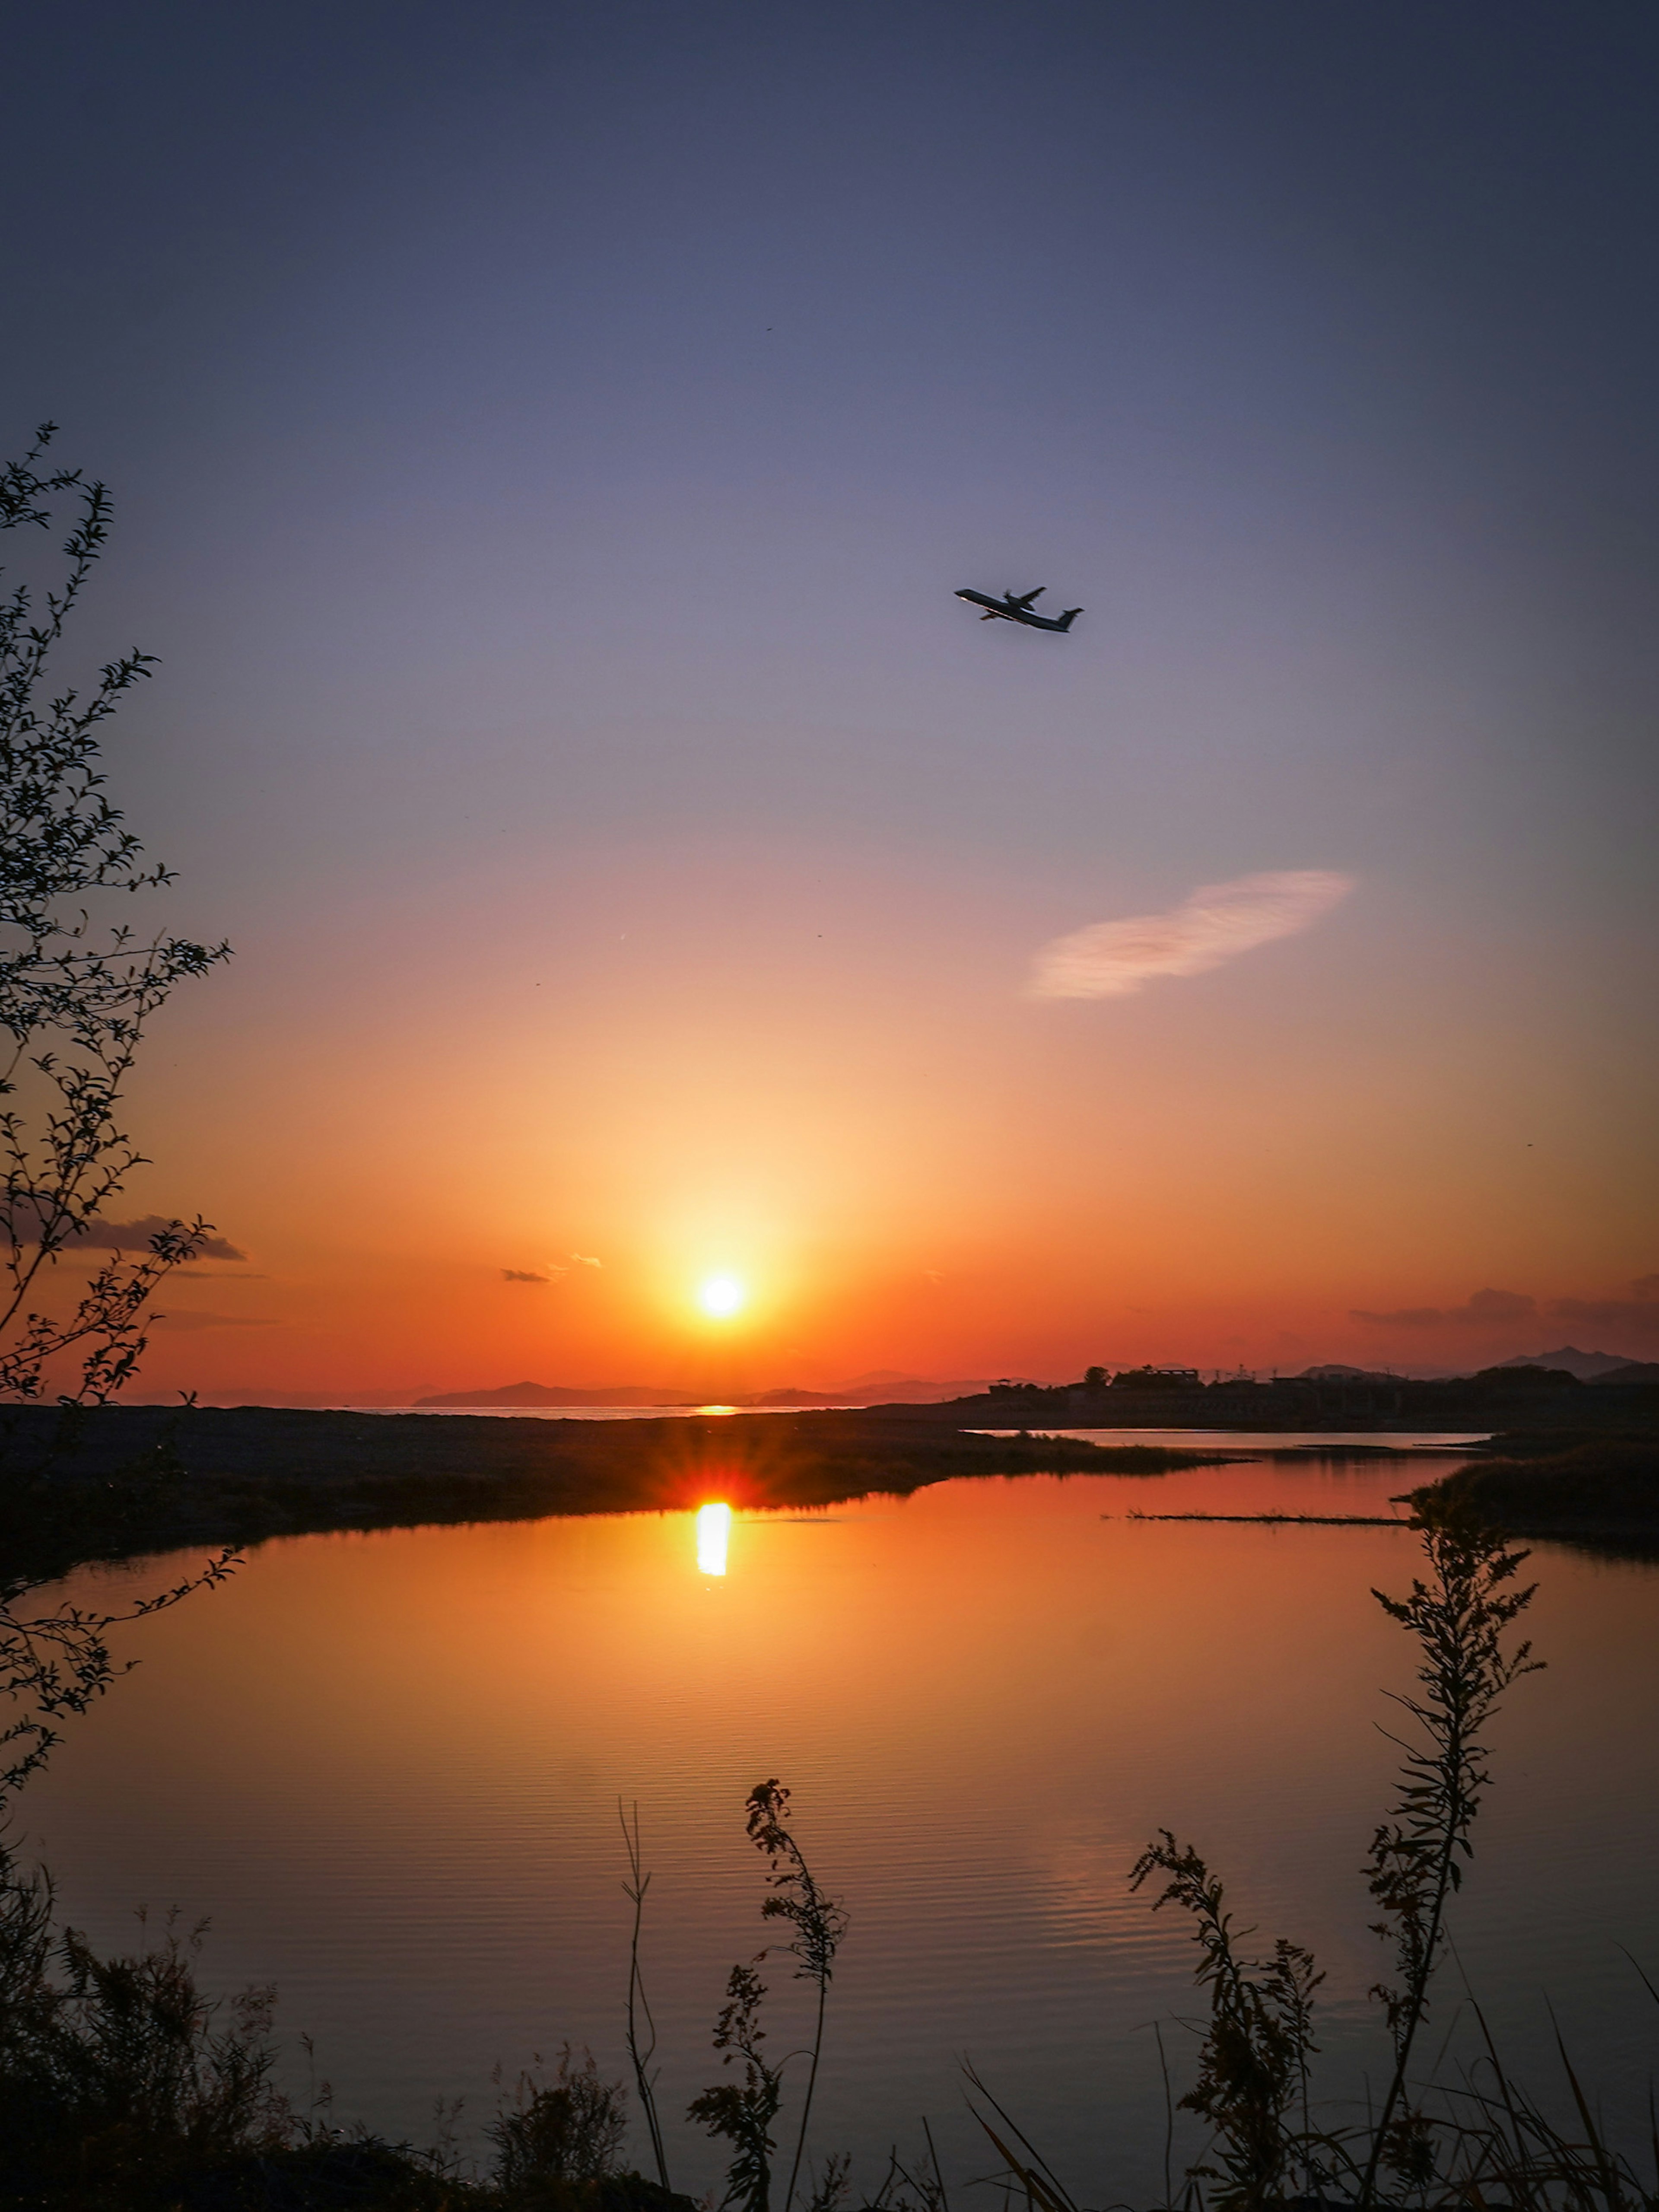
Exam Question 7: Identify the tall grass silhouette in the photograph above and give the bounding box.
[687,1780,848,2212]
[745,1779,849,2212]
[688,1959,786,2212]
[962,1496,1656,2212]
[1087,1493,1548,2212]
[1358,1492,1541,2201]
[621,1799,673,2192]
[1127,1839,1324,2209]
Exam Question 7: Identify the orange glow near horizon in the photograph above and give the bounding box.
[115,836,1657,1404]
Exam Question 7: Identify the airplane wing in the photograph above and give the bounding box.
[1007,587,1045,608]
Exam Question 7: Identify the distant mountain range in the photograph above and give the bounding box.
[1299,1363,1399,1382]
[735,1376,992,1407]
[415,1381,694,1408]
[1297,1349,1657,1385]
[1296,1351,1659,1387]
[414,1373,993,1410]
[1494,1346,1649,1381]
[1297,1352,1638,1383]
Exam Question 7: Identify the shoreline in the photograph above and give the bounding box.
[0,1403,1242,1582]
[3,1402,1655,1583]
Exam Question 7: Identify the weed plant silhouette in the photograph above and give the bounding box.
[0,1858,289,2206]
[0,1854,691,2212]
[689,1959,785,2212]
[488,2045,631,2196]
[1128,1838,1323,2210]
[801,2149,854,2212]
[745,1778,849,2212]
[1118,1496,1547,2212]
[850,2142,950,2212]
[686,1780,846,2212]
[1357,1492,1541,2199]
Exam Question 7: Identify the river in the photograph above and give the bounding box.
[22,1439,1659,2199]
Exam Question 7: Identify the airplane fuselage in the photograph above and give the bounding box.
[954,588,1081,633]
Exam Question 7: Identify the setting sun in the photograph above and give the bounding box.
[697,1274,746,1318]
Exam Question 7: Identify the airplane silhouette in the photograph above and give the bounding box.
[954,585,1082,633]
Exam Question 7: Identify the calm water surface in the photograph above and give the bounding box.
[27,1443,1659,2197]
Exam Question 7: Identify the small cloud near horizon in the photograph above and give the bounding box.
[152,1309,276,1331]
[1030,869,1354,1000]
[503,1253,602,1283]
[1550,1275,1659,1336]
[6,1199,245,1261]
[1353,1288,1535,1329]
[1352,1277,1659,1341]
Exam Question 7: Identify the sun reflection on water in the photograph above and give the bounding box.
[695,1502,731,1575]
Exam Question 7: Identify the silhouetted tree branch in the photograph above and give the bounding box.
[1,421,231,1423]
[0,422,237,1815]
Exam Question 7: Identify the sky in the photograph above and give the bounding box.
[4,1,1656,1399]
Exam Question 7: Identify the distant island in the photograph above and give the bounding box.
[416,1381,698,1408]
[411,1351,1657,1413]
[416,1373,994,1409]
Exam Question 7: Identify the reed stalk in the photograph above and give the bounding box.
[620,1797,672,2191]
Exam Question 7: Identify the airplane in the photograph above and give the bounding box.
[955,585,1082,633]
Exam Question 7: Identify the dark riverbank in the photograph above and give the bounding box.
[10,1391,1657,1582]
[0,1403,1241,1581]
[942,1373,1659,1432]
[1409,1430,1659,1544]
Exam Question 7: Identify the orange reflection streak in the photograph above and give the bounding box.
[695,1501,731,1575]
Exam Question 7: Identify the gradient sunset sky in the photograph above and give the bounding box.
[6,3,1656,1398]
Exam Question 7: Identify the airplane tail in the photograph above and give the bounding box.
[1057,607,1082,631]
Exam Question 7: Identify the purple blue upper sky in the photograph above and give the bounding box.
[5,3,1656,1394]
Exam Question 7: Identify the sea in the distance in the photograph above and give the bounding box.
[23,1435,1659,2199]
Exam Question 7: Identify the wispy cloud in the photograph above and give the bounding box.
[1353,1287,1535,1329]
[6,1199,245,1261]
[152,1308,276,1331]
[503,1253,603,1284]
[1549,1276,1659,1337]
[1352,1278,1659,1340]
[1030,869,1354,1000]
